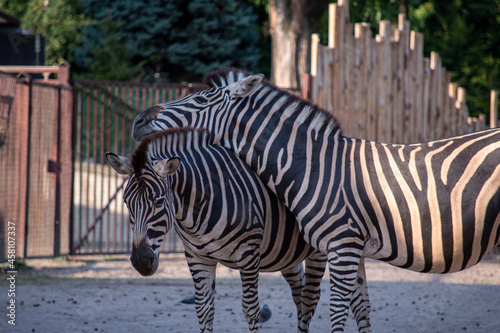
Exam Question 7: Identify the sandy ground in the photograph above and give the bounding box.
[1,252,499,333]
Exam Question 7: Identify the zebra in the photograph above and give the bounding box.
[131,67,500,333]
[105,127,327,333]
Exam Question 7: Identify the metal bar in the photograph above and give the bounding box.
[113,85,121,251]
[73,177,128,253]
[53,86,62,257]
[73,78,207,90]
[92,85,98,251]
[23,77,33,258]
[0,65,61,74]
[71,86,82,254]
[84,86,91,251]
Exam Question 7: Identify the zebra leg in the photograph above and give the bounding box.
[238,254,261,332]
[327,241,364,332]
[185,252,217,333]
[280,263,305,331]
[299,251,328,333]
[349,257,371,332]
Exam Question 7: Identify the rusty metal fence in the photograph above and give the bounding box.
[72,80,207,255]
[0,70,73,258]
[0,68,206,259]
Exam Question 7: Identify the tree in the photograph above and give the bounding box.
[81,18,147,81]
[76,0,261,82]
[165,0,261,80]
[411,0,500,117]
[268,0,329,89]
[0,0,91,65]
[315,0,499,116]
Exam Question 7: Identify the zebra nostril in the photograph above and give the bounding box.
[149,254,155,268]
[135,116,144,126]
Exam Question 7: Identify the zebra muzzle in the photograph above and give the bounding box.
[131,238,159,276]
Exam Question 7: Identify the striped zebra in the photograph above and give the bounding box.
[105,127,327,333]
[131,68,500,332]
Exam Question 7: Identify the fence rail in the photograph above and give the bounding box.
[306,0,492,143]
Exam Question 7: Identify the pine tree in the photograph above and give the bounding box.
[76,0,261,82]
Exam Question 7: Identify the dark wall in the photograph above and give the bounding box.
[0,29,45,65]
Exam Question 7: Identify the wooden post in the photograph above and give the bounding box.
[376,21,392,143]
[448,83,458,136]
[491,90,498,128]
[57,60,70,86]
[411,32,424,142]
[457,87,467,134]
[310,33,320,102]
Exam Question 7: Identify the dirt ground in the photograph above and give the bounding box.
[1,252,499,333]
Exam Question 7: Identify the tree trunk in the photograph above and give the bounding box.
[269,0,298,89]
[269,0,329,89]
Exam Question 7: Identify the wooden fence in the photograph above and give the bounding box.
[306,0,495,143]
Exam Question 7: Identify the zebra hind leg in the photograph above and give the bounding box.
[280,262,305,331]
[299,251,328,333]
[349,257,371,333]
[327,242,364,332]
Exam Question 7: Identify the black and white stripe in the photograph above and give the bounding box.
[132,68,500,332]
[106,127,326,332]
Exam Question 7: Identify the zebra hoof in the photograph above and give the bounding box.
[181,295,196,304]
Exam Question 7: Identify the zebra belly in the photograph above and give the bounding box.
[365,210,500,274]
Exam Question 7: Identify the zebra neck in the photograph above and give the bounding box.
[222,97,347,219]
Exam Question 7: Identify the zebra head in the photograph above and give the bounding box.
[132,68,264,142]
[105,151,180,276]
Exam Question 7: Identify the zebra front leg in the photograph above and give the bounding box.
[299,251,327,333]
[327,240,364,332]
[239,255,261,332]
[280,263,305,331]
[185,253,217,332]
[349,257,371,333]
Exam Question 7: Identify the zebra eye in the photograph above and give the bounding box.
[193,96,207,104]
[154,198,165,208]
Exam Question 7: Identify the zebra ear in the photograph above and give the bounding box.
[154,157,181,178]
[105,152,132,175]
[228,74,264,98]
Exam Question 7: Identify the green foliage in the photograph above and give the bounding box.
[318,0,500,117]
[79,18,147,81]
[165,0,260,80]
[411,0,500,117]
[0,0,91,65]
[76,0,261,82]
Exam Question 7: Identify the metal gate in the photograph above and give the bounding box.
[71,79,206,255]
[0,68,73,259]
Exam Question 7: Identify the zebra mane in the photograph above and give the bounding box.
[131,127,210,179]
[203,67,255,87]
[203,68,342,137]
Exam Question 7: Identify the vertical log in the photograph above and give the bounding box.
[354,23,363,138]
[429,52,442,140]
[457,87,468,134]
[376,21,392,143]
[411,32,424,142]
[422,58,431,141]
[368,36,377,141]
[441,72,451,138]
[448,83,458,136]
[491,90,498,128]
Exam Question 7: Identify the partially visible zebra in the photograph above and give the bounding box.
[132,68,500,332]
[105,127,327,332]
